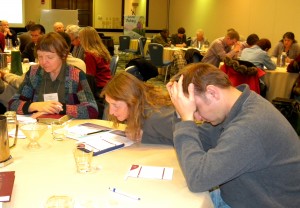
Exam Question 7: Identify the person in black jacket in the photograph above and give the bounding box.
[21,24,45,62]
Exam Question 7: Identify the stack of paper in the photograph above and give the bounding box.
[67,123,134,156]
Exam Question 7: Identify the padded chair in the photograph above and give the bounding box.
[119,36,140,53]
[118,35,131,52]
[138,37,147,57]
[110,55,119,76]
[148,43,172,83]
[139,37,150,60]
[125,65,144,81]
[186,37,192,47]
[118,35,132,61]
[85,74,105,119]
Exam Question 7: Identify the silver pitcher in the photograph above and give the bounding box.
[0,53,7,69]
[0,115,18,163]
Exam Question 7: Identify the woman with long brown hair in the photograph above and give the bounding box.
[79,26,111,96]
[101,71,174,144]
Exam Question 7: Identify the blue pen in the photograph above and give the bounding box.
[109,187,141,200]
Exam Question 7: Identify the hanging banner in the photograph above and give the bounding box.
[123,16,145,39]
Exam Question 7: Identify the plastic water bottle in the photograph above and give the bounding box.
[278,52,287,67]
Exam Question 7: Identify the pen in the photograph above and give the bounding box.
[86,129,109,135]
[109,187,141,200]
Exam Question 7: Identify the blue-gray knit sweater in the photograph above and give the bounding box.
[174,85,300,208]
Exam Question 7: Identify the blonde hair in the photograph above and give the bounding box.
[101,71,172,140]
[79,26,111,62]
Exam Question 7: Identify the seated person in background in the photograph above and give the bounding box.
[8,32,98,119]
[201,29,241,67]
[18,21,35,53]
[190,29,209,49]
[171,27,187,47]
[79,26,111,97]
[166,63,300,208]
[65,24,85,61]
[0,75,5,113]
[57,31,86,73]
[0,32,4,52]
[0,20,18,47]
[53,22,65,32]
[272,32,300,63]
[21,24,45,62]
[240,38,276,70]
[152,29,171,47]
[238,33,259,56]
[0,74,5,94]
[101,71,174,144]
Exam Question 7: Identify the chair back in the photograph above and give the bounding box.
[125,65,144,81]
[148,43,164,67]
[119,35,131,51]
[221,58,265,94]
[186,38,192,46]
[110,55,119,76]
[139,37,147,57]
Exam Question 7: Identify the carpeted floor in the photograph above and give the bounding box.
[115,54,167,89]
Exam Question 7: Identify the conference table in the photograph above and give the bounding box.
[262,67,299,101]
[2,119,213,208]
[163,47,206,62]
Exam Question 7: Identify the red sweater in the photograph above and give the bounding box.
[220,64,265,94]
[0,32,5,52]
[84,52,111,88]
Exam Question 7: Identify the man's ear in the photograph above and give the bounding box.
[205,85,220,101]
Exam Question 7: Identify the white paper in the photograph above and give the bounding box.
[126,165,173,180]
[67,123,110,137]
[8,129,26,139]
[77,131,134,150]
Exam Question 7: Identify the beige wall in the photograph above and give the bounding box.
[24,0,51,24]
[24,0,300,48]
[169,0,300,50]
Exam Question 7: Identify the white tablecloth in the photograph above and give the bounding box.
[262,67,299,101]
[2,119,213,208]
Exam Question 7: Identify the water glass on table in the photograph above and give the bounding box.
[45,195,74,208]
[51,121,67,141]
[73,144,94,173]
[4,111,18,145]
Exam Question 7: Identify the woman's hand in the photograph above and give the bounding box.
[166,75,196,121]
[29,101,63,114]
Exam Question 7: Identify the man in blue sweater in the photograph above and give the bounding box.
[167,63,300,208]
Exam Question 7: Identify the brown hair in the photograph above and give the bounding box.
[79,26,111,62]
[256,38,271,51]
[101,71,172,140]
[171,63,232,96]
[35,32,69,60]
[226,30,240,41]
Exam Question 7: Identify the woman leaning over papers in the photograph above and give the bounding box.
[101,71,175,144]
[8,32,98,119]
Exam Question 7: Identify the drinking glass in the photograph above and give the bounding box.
[20,123,47,149]
[4,111,18,144]
[73,144,94,173]
[51,121,67,141]
[45,195,74,208]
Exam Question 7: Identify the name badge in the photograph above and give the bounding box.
[44,93,59,101]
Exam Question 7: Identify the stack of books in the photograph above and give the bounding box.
[0,171,15,203]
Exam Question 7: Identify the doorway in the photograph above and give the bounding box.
[51,0,93,26]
